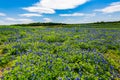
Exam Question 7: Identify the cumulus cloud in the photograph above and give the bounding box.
[22,0,89,14]
[23,7,55,14]
[19,13,42,17]
[43,18,52,22]
[60,13,96,17]
[36,0,89,9]
[95,1,120,13]
[0,13,6,16]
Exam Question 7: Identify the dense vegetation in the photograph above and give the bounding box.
[12,22,67,27]
[0,23,120,80]
[11,21,120,28]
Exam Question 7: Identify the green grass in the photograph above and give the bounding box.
[0,24,120,79]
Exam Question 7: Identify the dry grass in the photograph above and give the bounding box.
[104,50,120,73]
[0,70,2,77]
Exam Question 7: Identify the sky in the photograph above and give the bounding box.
[0,0,120,25]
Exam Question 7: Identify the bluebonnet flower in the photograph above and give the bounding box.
[95,73,98,76]
[110,65,114,70]
[50,60,52,63]
[95,66,98,70]
[98,78,102,80]
[64,66,69,71]
[28,49,32,52]
[48,65,52,69]
[67,78,71,80]
[75,77,80,80]
[79,72,82,77]
[110,71,113,74]
[98,60,100,63]
[16,39,21,42]
[32,73,36,80]
[58,77,62,80]
[95,61,98,64]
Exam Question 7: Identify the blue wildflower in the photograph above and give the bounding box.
[75,77,80,80]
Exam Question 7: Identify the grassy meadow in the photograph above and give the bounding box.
[0,22,120,80]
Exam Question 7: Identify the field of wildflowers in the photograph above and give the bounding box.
[0,26,120,80]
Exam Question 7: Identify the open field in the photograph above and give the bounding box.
[0,24,120,79]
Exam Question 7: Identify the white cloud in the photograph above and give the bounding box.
[0,13,6,16]
[5,17,16,21]
[23,7,55,14]
[5,17,34,24]
[95,1,120,13]
[60,13,84,16]
[36,0,89,10]
[0,20,8,25]
[86,13,96,17]
[43,18,52,22]
[23,0,89,14]
[111,2,120,6]
[60,13,96,17]
[19,13,42,17]
[17,19,34,23]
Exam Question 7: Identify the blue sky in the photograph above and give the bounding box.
[0,0,120,24]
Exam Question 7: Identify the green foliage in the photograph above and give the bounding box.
[0,25,120,79]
